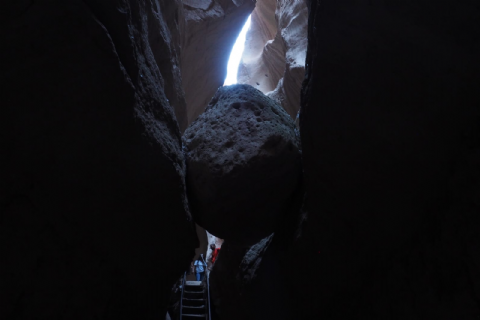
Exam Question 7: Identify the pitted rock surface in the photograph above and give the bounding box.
[183,84,302,245]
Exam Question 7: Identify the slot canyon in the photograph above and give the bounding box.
[1,0,479,319]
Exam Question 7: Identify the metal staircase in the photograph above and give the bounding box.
[179,258,211,320]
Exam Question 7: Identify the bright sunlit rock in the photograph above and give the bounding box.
[224,15,251,86]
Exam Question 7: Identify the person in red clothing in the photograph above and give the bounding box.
[210,244,220,264]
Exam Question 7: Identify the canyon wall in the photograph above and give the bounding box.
[3,0,480,319]
[295,0,480,318]
[181,0,255,127]
[238,0,307,118]
[209,235,294,320]
[204,0,480,319]
[0,1,197,319]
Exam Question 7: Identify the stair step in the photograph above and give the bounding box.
[182,280,207,318]
[183,305,205,314]
[184,292,204,299]
[185,288,203,293]
[182,299,204,307]
[184,291,204,295]
[183,305,205,309]
[185,285,204,292]
[183,302,203,305]
[182,314,206,319]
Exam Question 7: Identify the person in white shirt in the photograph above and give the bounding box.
[194,254,207,281]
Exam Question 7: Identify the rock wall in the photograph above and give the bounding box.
[205,0,480,318]
[296,0,480,318]
[3,0,479,319]
[206,231,224,269]
[210,235,293,320]
[193,223,209,261]
[238,0,307,118]
[181,0,255,127]
[0,1,197,319]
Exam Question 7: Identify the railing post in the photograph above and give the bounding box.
[200,255,211,320]
[179,272,186,320]
[206,272,212,320]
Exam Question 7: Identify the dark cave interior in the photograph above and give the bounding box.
[1,0,479,319]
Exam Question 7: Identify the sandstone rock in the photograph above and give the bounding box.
[0,1,196,319]
[294,0,480,318]
[210,235,293,320]
[183,84,302,245]
[193,223,209,261]
[236,233,274,284]
[181,0,255,126]
[239,0,282,93]
[238,0,307,118]
[206,231,224,270]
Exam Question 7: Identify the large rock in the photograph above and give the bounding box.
[181,0,255,126]
[183,84,302,245]
[238,0,307,118]
[210,235,293,320]
[294,0,480,318]
[0,1,196,319]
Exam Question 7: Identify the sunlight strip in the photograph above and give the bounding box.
[224,15,252,86]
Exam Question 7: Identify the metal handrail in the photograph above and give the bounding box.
[179,271,186,320]
[206,271,212,320]
[200,255,211,320]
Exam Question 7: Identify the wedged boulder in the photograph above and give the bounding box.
[183,84,302,245]
[0,1,196,319]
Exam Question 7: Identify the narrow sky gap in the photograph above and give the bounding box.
[224,15,251,86]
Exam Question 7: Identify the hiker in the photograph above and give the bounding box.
[210,244,220,264]
[194,254,206,281]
